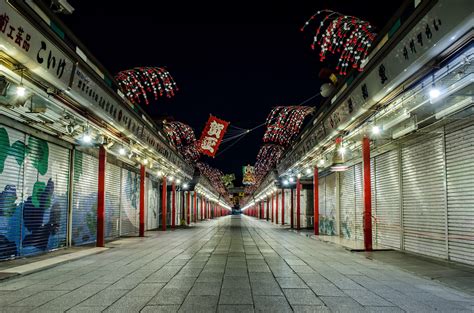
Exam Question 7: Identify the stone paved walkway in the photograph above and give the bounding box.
[0,215,473,312]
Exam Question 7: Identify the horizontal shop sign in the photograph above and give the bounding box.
[0,0,74,90]
[278,0,473,174]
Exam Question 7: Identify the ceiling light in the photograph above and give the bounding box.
[372,125,381,135]
[289,177,294,183]
[143,159,148,165]
[119,147,126,155]
[176,179,181,184]
[283,179,289,186]
[296,173,301,179]
[82,133,92,144]
[183,183,189,189]
[16,85,26,97]
[429,87,441,100]
[318,159,325,166]
[382,112,410,131]
[305,168,312,175]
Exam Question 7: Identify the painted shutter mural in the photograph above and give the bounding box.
[105,162,121,240]
[445,123,474,265]
[402,135,446,259]
[146,176,159,230]
[340,166,355,239]
[0,125,70,258]
[22,136,69,255]
[0,126,25,259]
[318,176,326,234]
[120,167,140,235]
[323,173,337,235]
[72,151,98,245]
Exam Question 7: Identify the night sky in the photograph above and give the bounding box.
[57,0,404,184]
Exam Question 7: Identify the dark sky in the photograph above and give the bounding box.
[57,0,404,183]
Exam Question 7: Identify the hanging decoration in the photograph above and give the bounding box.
[301,10,376,75]
[196,162,228,198]
[242,165,256,186]
[263,106,314,146]
[222,174,236,189]
[163,121,200,163]
[115,67,178,105]
[198,115,230,158]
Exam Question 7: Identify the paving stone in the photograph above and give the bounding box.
[189,282,221,296]
[219,288,253,304]
[253,295,292,313]
[179,295,218,312]
[283,288,324,305]
[276,277,308,289]
[217,304,254,313]
[292,305,331,313]
[140,305,180,313]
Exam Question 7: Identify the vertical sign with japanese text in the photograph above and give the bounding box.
[198,115,229,157]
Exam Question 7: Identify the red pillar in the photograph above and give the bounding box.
[171,182,176,229]
[314,166,319,236]
[96,146,106,247]
[139,164,145,237]
[296,178,301,230]
[193,191,197,223]
[290,188,294,229]
[201,197,204,220]
[266,198,269,221]
[281,189,285,225]
[271,193,274,223]
[186,191,191,225]
[363,137,373,251]
[161,176,167,231]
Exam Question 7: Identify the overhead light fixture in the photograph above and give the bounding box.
[183,183,189,189]
[429,88,441,100]
[82,133,92,144]
[382,112,410,131]
[372,125,381,135]
[305,168,312,175]
[16,85,26,97]
[392,124,418,139]
[283,179,289,186]
[338,146,347,155]
[330,165,349,172]
[143,159,148,165]
[177,179,181,184]
[435,97,473,119]
[289,177,294,183]
[318,159,325,166]
[296,173,301,179]
[168,176,174,182]
[119,147,126,155]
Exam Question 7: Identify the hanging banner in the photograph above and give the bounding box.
[198,115,229,157]
[242,165,256,185]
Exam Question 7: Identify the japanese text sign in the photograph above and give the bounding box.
[198,115,229,157]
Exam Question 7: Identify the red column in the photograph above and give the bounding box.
[193,191,197,223]
[171,182,176,229]
[200,197,204,220]
[314,166,319,236]
[276,191,279,224]
[271,193,274,223]
[290,188,294,229]
[139,164,145,237]
[186,191,191,225]
[96,146,106,247]
[161,176,167,231]
[363,137,373,251]
[296,178,301,230]
[281,189,285,225]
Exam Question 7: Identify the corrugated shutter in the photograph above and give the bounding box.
[340,166,355,239]
[284,189,291,224]
[445,123,474,265]
[105,162,121,239]
[374,150,401,249]
[354,163,364,241]
[72,151,98,245]
[402,135,447,259]
[120,167,140,236]
[321,173,336,235]
[22,137,69,255]
[0,126,25,259]
[318,176,325,233]
[146,177,159,230]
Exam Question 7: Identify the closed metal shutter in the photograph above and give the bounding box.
[22,137,69,255]
[120,167,140,236]
[340,166,355,239]
[284,189,291,224]
[322,173,337,235]
[72,151,98,245]
[318,176,326,233]
[374,150,401,249]
[354,163,364,241]
[146,177,159,230]
[105,162,121,239]
[445,123,474,265]
[402,135,447,259]
[0,126,25,259]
